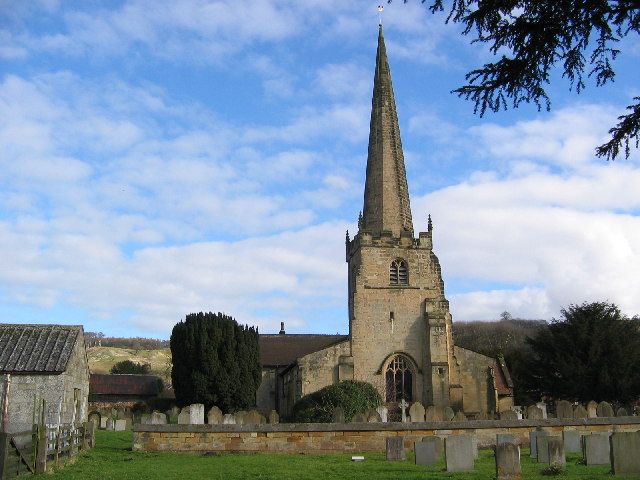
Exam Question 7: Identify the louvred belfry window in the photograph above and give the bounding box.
[389,259,408,285]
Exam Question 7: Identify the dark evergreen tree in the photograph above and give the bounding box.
[170,312,261,411]
[523,302,640,402]
[395,0,640,160]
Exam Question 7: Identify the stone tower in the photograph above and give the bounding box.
[344,26,462,410]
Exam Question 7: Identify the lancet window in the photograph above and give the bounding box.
[385,354,413,403]
[389,259,408,285]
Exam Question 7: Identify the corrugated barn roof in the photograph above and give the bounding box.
[0,324,82,374]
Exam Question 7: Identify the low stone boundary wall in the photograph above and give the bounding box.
[133,417,640,454]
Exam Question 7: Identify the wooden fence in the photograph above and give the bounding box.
[0,422,95,479]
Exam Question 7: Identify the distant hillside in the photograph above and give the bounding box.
[87,346,172,386]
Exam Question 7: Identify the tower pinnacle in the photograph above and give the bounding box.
[361,26,413,238]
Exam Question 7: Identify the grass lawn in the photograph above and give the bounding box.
[36,430,634,480]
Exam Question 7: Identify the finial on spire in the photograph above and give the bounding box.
[346,229,350,243]
[428,214,433,232]
[377,5,384,26]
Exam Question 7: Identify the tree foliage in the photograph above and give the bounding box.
[291,381,381,423]
[170,312,261,412]
[523,302,640,402]
[110,360,151,374]
[399,0,640,160]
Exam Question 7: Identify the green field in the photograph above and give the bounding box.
[37,430,633,480]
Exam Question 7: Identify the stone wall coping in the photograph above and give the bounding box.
[133,416,640,434]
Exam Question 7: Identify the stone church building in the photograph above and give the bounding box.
[257,27,513,419]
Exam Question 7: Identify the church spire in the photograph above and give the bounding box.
[361,25,413,238]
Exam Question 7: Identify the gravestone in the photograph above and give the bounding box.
[222,414,236,425]
[181,404,205,425]
[453,411,467,422]
[497,434,516,446]
[425,406,444,422]
[495,442,521,480]
[150,411,167,425]
[244,410,262,425]
[537,435,559,463]
[376,405,388,423]
[399,399,409,423]
[331,406,345,423]
[367,409,382,423]
[422,436,443,456]
[415,438,441,466]
[563,430,580,453]
[106,418,114,430]
[616,407,628,417]
[268,410,279,424]
[207,406,223,425]
[409,402,425,423]
[351,412,367,423]
[530,431,547,458]
[527,405,543,420]
[610,431,640,475]
[586,401,598,418]
[386,437,405,461]
[177,409,190,425]
[445,435,474,472]
[556,400,573,419]
[547,437,565,467]
[140,414,151,425]
[584,433,610,465]
[234,410,247,425]
[573,405,588,419]
[597,401,614,418]
[443,406,455,421]
[100,417,108,429]
[114,419,127,431]
[500,410,518,421]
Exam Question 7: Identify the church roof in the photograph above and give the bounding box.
[361,25,413,237]
[0,324,83,374]
[259,334,348,367]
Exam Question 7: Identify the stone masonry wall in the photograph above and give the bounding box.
[297,341,350,398]
[454,346,497,415]
[133,417,640,454]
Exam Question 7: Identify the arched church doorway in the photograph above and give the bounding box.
[384,354,413,421]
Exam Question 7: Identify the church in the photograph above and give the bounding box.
[256,26,513,420]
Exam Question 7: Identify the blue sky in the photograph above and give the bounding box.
[1,1,639,338]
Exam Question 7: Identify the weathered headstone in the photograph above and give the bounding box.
[222,414,236,425]
[415,438,441,466]
[530,431,547,458]
[150,411,167,425]
[547,437,565,467]
[106,418,114,430]
[584,433,610,465]
[563,430,580,453]
[114,419,127,431]
[177,409,190,425]
[495,442,521,480]
[234,410,247,425]
[331,406,345,423]
[453,411,467,422]
[537,435,558,463]
[268,410,279,424]
[139,414,151,425]
[586,401,598,418]
[497,434,516,446]
[499,410,518,421]
[376,405,388,423]
[445,435,474,472]
[367,409,382,423]
[597,401,614,418]
[535,402,548,419]
[386,437,405,461]
[610,431,640,475]
[207,406,223,425]
[556,400,573,419]
[409,402,425,423]
[351,412,367,423]
[100,417,108,429]
[182,404,205,425]
[616,407,628,417]
[526,405,543,420]
[425,405,444,422]
[422,436,443,456]
[573,405,588,419]
[244,410,262,425]
[443,406,455,421]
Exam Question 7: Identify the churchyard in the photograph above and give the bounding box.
[36,429,640,479]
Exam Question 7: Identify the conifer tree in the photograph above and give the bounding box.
[170,312,261,411]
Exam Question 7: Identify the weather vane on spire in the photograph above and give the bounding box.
[378,5,384,26]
